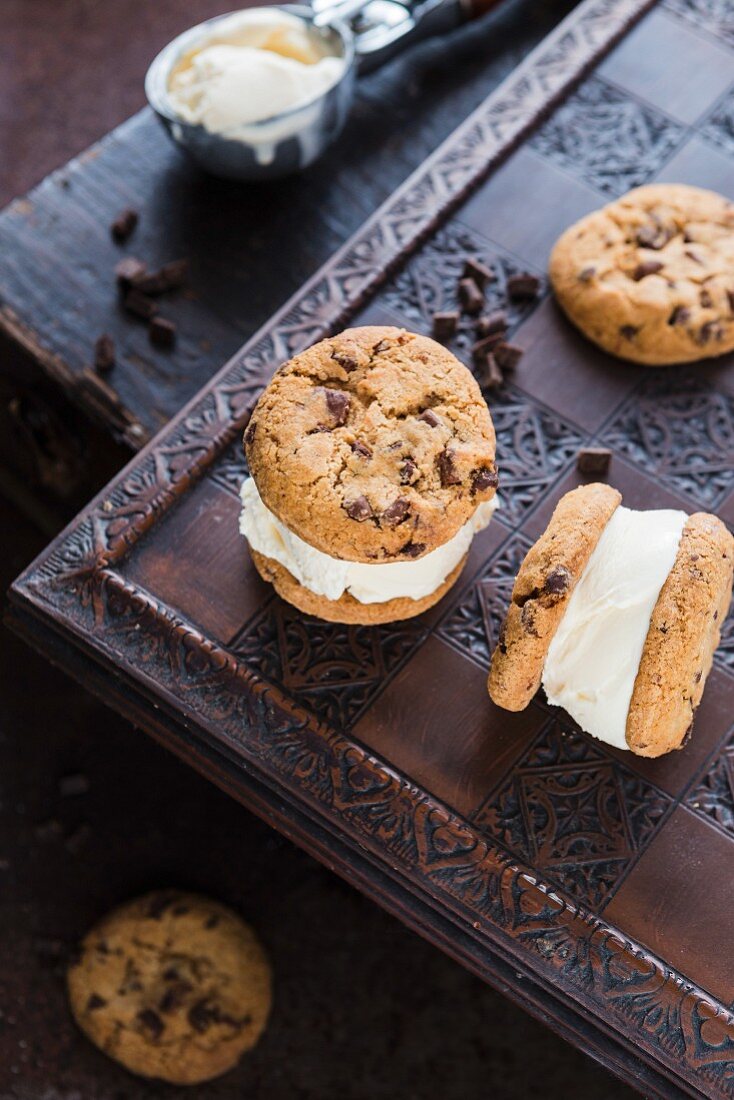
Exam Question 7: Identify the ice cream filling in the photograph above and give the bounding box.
[542,504,687,749]
[239,478,497,605]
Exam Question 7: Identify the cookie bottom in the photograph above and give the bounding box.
[250,548,467,624]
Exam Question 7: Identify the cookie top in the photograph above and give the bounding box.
[549,184,734,365]
[487,483,622,710]
[627,512,734,756]
[67,891,272,1085]
[244,326,498,562]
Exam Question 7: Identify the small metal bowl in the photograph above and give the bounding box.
[145,6,355,181]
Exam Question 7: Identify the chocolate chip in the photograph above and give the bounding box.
[400,457,418,484]
[668,306,690,326]
[576,447,611,476]
[507,273,540,300]
[114,256,147,289]
[727,290,734,315]
[694,670,702,684]
[418,409,440,427]
[332,350,359,372]
[620,325,638,340]
[146,892,177,919]
[698,320,723,345]
[521,604,538,636]
[149,316,176,349]
[471,466,499,494]
[244,420,256,446]
[458,277,484,315]
[93,334,115,374]
[324,389,350,425]
[635,223,672,250]
[633,260,664,281]
[475,310,507,337]
[484,354,504,390]
[124,288,158,320]
[58,773,89,797]
[87,993,106,1011]
[462,257,495,288]
[578,266,596,283]
[493,342,523,371]
[438,448,461,487]
[432,310,459,339]
[160,981,193,1014]
[351,440,372,458]
[544,567,571,595]
[137,1009,164,1039]
[345,496,372,522]
[382,498,410,525]
[111,207,138,243]
[400,541,426,558]
[700,288,713,308]
[204,915,220,929]
[135,259,190,296]
[372,339,391,353]
[685,249,703,264]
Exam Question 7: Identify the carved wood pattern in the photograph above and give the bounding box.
[14,0,734,1093]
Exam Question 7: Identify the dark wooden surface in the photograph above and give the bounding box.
[11,0,734,1095]
[0,0,577,519]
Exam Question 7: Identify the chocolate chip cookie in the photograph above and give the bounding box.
[550,184,734,365]
[67,891,272,1085]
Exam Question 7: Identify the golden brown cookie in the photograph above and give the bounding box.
[627,512,734,757]
[549,184,734,365]
[250,547,467,624]
[488,483,622,710]
[67,891,272,1085]
[244,326,497,562]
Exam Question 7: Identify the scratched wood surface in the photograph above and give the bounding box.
[9,0,734,1096]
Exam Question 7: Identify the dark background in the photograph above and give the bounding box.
[0,2,635,1096]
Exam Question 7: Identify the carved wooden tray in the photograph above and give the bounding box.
[9,0,734,1095]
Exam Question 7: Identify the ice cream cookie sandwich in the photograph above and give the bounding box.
[240,326,499,624]
[488,484,733,757]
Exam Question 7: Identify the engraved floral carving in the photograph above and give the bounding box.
[701,88,734,159]
[531,76,685,196]
[473,718,672,908]
[603,374,734,509]
[687,739,734,838]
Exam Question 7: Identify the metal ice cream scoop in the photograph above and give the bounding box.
[145,0,505,181]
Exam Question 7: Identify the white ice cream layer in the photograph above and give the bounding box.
[168,10,345,134]
[542,505,686,749]
[239,478,497,605]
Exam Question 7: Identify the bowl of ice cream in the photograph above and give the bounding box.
[145,6,355,181]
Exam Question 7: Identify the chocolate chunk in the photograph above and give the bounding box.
[619,325,638,340]
[111,207,138,243]
[668,305,690,326]
[438,448,461,487]
[521,603,538,636]
[87,993,107,1011]
[333,350,359,372]
[160,981,193,1014]
[578,266,596,283]
[149,316,176,349]
[432,310,460,340]
[636,223,672,250]
[475,310,507,337]
[114,256,147,289]
[135,259,189,296]
[698,320,723,345]
[576,447,611,476]
[345,496,372,522]
[382,498,410,525]
[400,457,418,484]
[325,388,350,426]
[146,892,177,919]
[507,272,540,300]
[685,249,703,264]
[633,260,664,281]
[137,1009,164,1039]
[493,342,523,371]
[418,409,440,427]
[462,257,495,288]
[372,339,391,353]
[244,420,256,446]
[124,288,158,320]
[727,290,734,315]
[400,541,426,558]
[188,999,237,1034]
[471,466,499,494]
[351,440,372,458]
[544,567,571,595]
[472,333,504,366]
[458,277,484,315]
[204,915,220,929]
[484,353,504,390]
[59,773,89,797]
[700,288,713,308]
[93,334,115,374]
